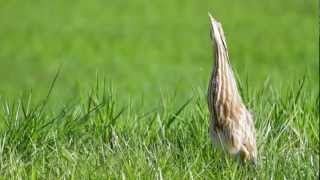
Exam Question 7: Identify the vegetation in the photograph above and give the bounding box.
[0,0,318,179]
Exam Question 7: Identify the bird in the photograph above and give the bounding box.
[207,13,257,164]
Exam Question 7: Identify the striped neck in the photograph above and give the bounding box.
[210,18,243,109]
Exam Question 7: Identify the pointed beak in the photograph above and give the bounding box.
[208,12,215,34]
[208,13,227,49]
[208,12,220,41]
[208,12,214,22]
[208,12,216,27]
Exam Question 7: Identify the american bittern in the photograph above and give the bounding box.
[207,13,257,164]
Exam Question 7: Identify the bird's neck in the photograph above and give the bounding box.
[212,40,242,106]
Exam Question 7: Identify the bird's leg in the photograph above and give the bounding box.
[239,145,250,161]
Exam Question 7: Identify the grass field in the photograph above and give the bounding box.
[0,0,319,179]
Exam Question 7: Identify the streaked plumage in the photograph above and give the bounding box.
[207,13,257,164]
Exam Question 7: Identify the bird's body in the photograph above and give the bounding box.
[207,14,257,163]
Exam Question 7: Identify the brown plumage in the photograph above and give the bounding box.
[207,13,257,164]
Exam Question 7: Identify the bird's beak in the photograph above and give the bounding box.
[208,12,227,49]
[208,12,216,27]
[208,12,219,41]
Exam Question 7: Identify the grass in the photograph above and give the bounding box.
[0,75,318,179]
[0,0,318,105]
[0,0,318,178]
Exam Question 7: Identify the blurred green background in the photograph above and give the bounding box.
[0,0,318,105]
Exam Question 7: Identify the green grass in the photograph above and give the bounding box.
[0,0,318,178]
[0,0,318,104]
[0,77,318,178]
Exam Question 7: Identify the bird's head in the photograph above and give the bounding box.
[208,13,228,50]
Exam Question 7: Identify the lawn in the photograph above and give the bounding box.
[0,0,318,179]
